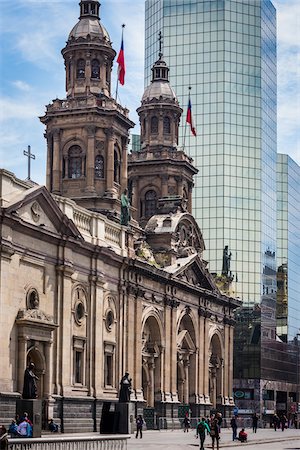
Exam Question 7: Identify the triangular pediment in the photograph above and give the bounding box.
[5,186,82,240]
[167,254,217,292]
[177,329,196,352]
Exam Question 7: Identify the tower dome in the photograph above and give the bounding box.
[68,1,110,43]
[137,41,182,151]
[62,0,116,98]
[141,57,179,105]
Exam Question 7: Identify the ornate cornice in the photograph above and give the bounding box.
[164,296,180,308]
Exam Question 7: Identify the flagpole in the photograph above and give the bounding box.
[115,24,125,102]
[183,86,191,150]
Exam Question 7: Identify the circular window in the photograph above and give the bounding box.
[105,310,114,331]
[75,302,85,324]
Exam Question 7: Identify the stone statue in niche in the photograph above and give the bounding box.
[28,290,39,309]
[22,362,39,399]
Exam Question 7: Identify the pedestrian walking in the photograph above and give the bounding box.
[183,414,191,432]
[135,415,144,439]
[252,413,258,433]
[230,416,238,441]
[196,417,210,450]
[280,415,287,432]
[273,413,279,431]
[210,417,220,450]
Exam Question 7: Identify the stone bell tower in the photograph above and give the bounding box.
[40,0,134,215]
[128,39,197,227]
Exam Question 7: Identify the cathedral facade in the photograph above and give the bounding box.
[0,0,240,432]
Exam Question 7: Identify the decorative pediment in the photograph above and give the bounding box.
[4,186,82,240]
[174,256,217,292]
[177,330,196,353]
[16,308,54,324]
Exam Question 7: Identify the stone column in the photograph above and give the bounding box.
[198,314,205,400]
[148,360,155,407]
[228,325,234,401]
[203,318,210,403]
[85,52,91,95]
[183,358,190,404]
[162,175,169,197]
[104,129,116,196]
[133,294,143,400]
[18,337,28,393]
[43,341,52,399]
[176,176,183,197]
[85,125,96,192]
[45,133,52,191]
[52,128,61,194]
[121,137,128,193]
[94,276,105,397]
[131,177,138,215]
[158,112,164,142]
[224,324,229,400]
[170,304,178,401]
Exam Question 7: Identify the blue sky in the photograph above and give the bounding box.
[0,0,299,184]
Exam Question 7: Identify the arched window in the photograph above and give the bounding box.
[91,59,100,79]
[145,190,157,218]
[114,148,120,184]
[143,118,146,136]
[163,116,171,134]
[77,59,85,79]
[151,116,158,134]
[68,145,82,179]
[95,155,104,178]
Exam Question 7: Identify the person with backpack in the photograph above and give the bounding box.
[210,417,220,450]
[135,415,144,439]
[196,417,210,450]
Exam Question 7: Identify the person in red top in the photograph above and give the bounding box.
[238,428,248,442]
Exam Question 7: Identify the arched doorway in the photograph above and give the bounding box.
[16,308,57,429]
[209,334,223,408]
[177,313,196,405]
[141,315,162,407]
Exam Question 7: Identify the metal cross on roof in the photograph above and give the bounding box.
[158,31,163,59]
[23,145,36,180]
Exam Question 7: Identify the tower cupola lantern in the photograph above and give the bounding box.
[79,0,100,19]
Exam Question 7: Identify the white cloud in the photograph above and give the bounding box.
[11,80,31,92]
[0,98,41,122]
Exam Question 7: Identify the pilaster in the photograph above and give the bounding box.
[85,125,97,192]
[52,129,61,194]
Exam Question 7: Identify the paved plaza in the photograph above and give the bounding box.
[127,428,300,450]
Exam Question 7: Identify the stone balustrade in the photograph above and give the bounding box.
[129,147,194,164]
[46,96,129,117]
[8,435,129,450]
[53,195,127,256]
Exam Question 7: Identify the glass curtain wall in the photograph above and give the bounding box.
[145,0,278,380]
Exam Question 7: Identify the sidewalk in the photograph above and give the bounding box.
[127,427,300,450]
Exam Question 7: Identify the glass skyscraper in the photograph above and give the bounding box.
[145,0,277,308]
[276,154,300,344]
[145,0,299,418]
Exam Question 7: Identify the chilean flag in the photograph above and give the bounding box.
[117,37,125,85]
[186,98,197,136]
